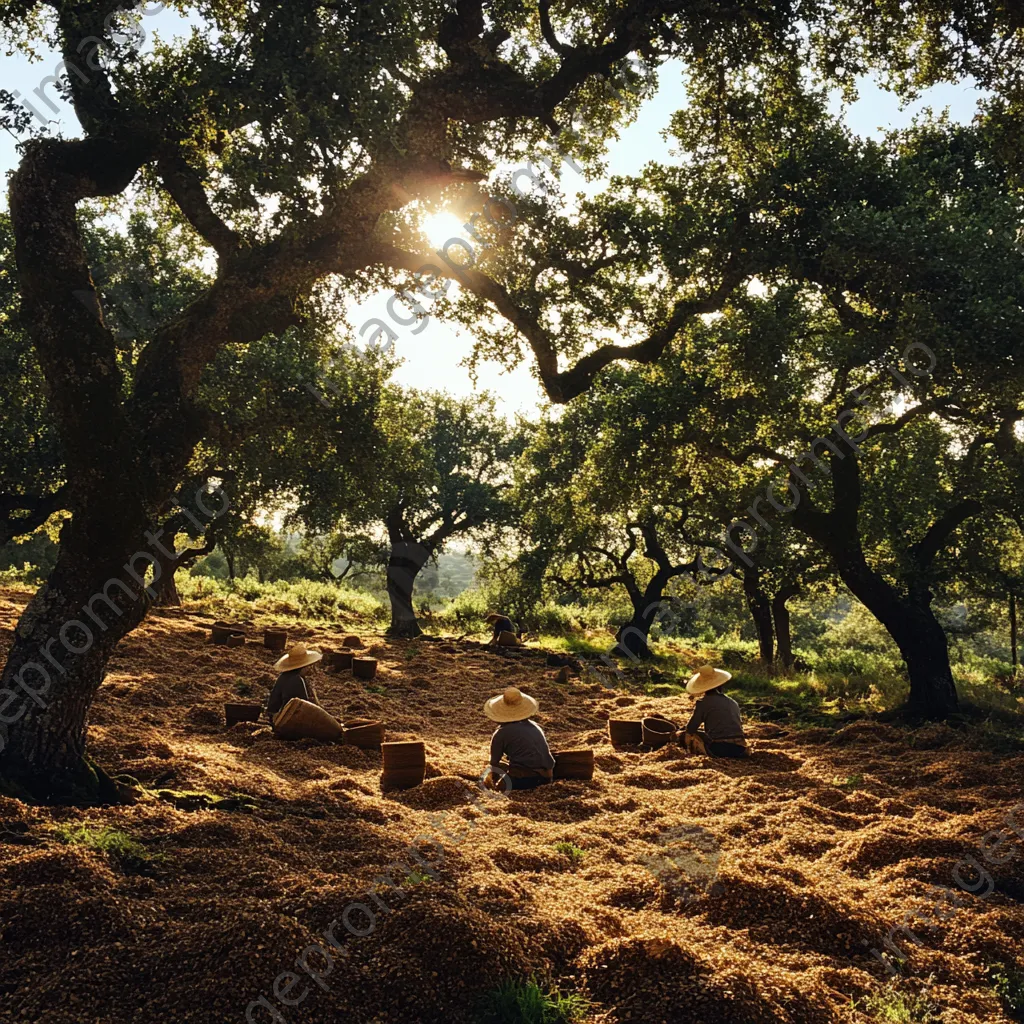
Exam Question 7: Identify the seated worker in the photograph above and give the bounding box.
[683,665,750,759]
[485,612,519,645]
[484,686,555,790]
[266,643,323,723]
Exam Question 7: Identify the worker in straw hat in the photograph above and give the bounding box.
[485,612,520,646]
[266,643,323,724]
[682,665,750,758]
[483,686,555,790]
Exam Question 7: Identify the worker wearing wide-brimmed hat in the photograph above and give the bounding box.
[682,665,749,759]
[266,643,323,723]
[483,686,555,790]
[485,612,520,646]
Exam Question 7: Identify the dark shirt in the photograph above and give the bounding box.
[490,615,516,638]
[266,670,318,721]
[685,689,744,742]
[489,719,555,774]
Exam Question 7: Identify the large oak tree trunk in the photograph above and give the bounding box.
[743,566,774,664]
[385,542,428,638]
[614,582,671,661]
[772,584,800,669]
[151,549,182,607]
[791,446,964,720]
[0,516,153,803]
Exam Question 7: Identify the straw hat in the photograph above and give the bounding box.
[484,686,539,723]
[274,643,322,673]
[686,664,732,695]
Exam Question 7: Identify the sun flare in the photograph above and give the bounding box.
[421,211,465,250]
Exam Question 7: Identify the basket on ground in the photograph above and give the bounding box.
[344,719,384,749]
[353,657,377,680]
[642,716,676,748]
[264,627,288,651]
[553,749,594,780]
[608,719,643,747]
[273,698,344,741]
[382,740,425,770]
[225,703,262,727]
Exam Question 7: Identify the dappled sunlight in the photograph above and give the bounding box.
[2,588,1022,1022]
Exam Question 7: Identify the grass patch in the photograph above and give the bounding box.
[479,978,588,1024]
[52,824,161,874]
[857,984,939,1022]
[553,841,586,865]
[988,963,1024,1021]
[834,773,865,791]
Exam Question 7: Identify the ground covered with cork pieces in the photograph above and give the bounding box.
[1,587,1023,1024]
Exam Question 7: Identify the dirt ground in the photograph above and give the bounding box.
[1,589,1023,1024]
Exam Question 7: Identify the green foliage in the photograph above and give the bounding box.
[857,985,939,1022]
[51,824,160,874]
[988,963,1024,1021]
[175,573,383,623]
[479,979,589,1024]
[553,841,586,865]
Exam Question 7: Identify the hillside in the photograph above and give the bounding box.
[1,587,1022,1024]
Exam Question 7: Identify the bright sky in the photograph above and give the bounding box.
[0,9,986,418]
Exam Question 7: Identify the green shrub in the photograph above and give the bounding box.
[479,979,588,1024]
[553,841,586,865]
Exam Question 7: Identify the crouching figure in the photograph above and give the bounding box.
[683,665,749,759]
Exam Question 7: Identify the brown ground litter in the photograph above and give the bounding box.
[0,589,1022,1023]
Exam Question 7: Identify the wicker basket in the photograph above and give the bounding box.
[263,628,288,651]
[211,621,246,644]
[382,740,425,770]
[353,657,378,680]
[641,716,677,748]
[552,749,594,780]
[608,719,643,747]
[225,703,262,727]
[344,720,384,749]
[326,650,354,670]
[272,698,344,741]
[225,632,246,648]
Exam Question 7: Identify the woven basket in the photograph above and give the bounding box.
[225,632,246,648]
[608,719,643,747]
[211,622,246,644]
[326,650,354,670]
[552,749,594,780]
[641,716,677,748]
[273,698,344,741]
[496,630,521,647]
[342,635,364,649]
[225,703,261,727]
[353,657,378,680]
[263,628,288,651]
[382,740,426,770]
[381,766,425,792]
[344,720,384,749]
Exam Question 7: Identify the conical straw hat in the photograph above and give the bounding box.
[484,686,539,722]
[274,643,322,673]
[686,664,732,695]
